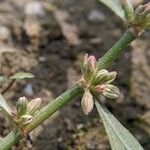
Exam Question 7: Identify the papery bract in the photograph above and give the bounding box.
[16,97,28,118]
[27,98,41,115]
[81,89,94,115]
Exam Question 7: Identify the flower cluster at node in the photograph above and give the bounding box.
[12,97,41,135]
[79,54,119,115]
[124,1,150,30]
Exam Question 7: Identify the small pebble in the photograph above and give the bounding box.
[90,37,102,45]
[24,1,45,18]
[77,123,84,130]
[0,26,11,42]
[23,83,33,97]
[38,56,46,62]
[88,9,105,23]
[58,137,62,142]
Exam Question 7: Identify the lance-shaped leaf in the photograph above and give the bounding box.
[0,94,12,118]
[124,0,134,21]
[95,100,144,150]
[98,0,126,22]
[10,72,34,81]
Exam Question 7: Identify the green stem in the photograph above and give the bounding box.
[26,85,83,133]
[0,130,21,150]
[97,31,135,70]
[0,30,137,150]
[0,85,83,150]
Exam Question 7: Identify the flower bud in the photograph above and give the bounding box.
[81,54,88,74]
[93,69,108,85]
[20,114,33,126]
[124,0,134,21]
[87,55,96,72]
[81,89,94,115]
[141,8,150,18]
[144,5,150,28]
[83,53,88,67]
[102,84,119,99]
[136,5,149,23]
[145,11,150,20]
[97,69,108,75]
[81,54,97,81]
[135,5,145,14]
[145,13,150,28]
[105,71,117,83]
[134,3,150,29]
[95,84,105,93]
[16,97,28,118]
[27,98,41,115]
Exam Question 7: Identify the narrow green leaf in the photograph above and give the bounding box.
[0,94,15,125]
[10,72,34,80]
[98,0,126,22]
[95,100,144,150]
[124,0,134,21]
[0,94,12,116]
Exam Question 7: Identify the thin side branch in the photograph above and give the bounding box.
[0,85,83,149]
[1,80,15,94]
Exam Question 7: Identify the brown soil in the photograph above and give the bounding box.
[0,0,150,150]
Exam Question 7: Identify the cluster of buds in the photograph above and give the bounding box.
[124,0,150,31]
[12,97,41,135]
[79,54,119,115]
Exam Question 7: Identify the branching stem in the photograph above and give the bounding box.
[0,30,137,150]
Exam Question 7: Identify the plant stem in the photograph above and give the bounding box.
[97,30,135,70]
[0,130,21,150]
[0,85,83,150]
[0,30,137,150]
[25,85,83,133]
[1,79,15,94]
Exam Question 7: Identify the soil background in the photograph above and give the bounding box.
[0,0,150,150]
